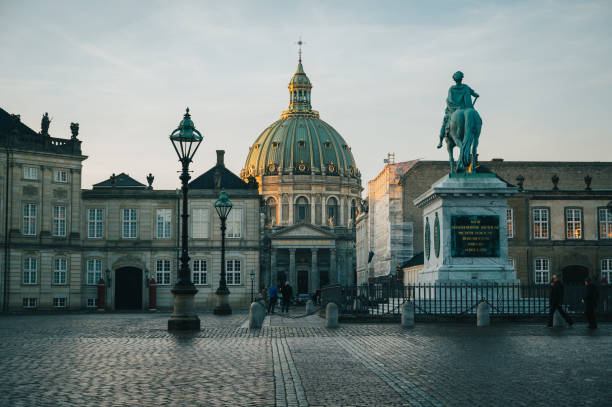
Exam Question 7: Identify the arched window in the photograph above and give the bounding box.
[326,197,338,226]
[294,196,310,223]
[266,197,277,226]
[351,199,358,222]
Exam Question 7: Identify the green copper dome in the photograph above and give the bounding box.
[243,59,359,179]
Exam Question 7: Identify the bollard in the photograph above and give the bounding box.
[553,309,567,327]
[305,300,315,315]
[97,278,105,312]
[326,302,339,328]
[477,300,490,327]
[248,302,265,329]
[401,302,415,327]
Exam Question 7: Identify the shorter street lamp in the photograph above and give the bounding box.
[213,189,233,315]
[250,270,255,303]
[168,108,203,331]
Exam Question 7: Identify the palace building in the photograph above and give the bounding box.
[0,106,261,311]
[241,54,362,296]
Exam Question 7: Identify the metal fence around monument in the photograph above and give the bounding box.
[324,283,612,317]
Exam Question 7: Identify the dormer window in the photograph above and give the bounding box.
[324,141,332,150]
[297,140,306,148]
[272,141,280,149]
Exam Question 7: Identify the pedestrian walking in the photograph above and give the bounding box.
[548,274,573,327]
[281,281,293,313]
[268,283,279,314]
[261,285,269,309]
[584,277,599,330]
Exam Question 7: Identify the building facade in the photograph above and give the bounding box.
[397,160,612,284]
[1,105,261,311]
[241,55,362,295]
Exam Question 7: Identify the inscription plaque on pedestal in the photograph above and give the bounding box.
[451,215,500,257]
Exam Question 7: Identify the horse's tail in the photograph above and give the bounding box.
[460,109,482,169]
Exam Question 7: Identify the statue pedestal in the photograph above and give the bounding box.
[414,173,518,284]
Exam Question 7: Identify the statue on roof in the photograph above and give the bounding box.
[70,122,79,140]
[41,112,51,136]
[437,72,482,174]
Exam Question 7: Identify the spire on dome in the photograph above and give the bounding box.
[282,39,318,118]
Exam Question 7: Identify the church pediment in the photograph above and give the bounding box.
[270,223,336,240]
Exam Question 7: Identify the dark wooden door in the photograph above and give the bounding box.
[115,267,142,309]
[297,269,308,294]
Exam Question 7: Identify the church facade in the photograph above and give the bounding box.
[241,55,362,295]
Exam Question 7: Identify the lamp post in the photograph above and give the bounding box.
[250,269,255,303]
[167,107,203,331]
[213,189,233,315]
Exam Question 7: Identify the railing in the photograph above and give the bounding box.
[324,282,612,317]
[0,132,82,155]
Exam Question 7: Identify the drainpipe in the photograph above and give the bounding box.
[3,147,12,311]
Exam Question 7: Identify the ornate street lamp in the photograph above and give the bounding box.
[168,107,203,331]
[213,189,233,315]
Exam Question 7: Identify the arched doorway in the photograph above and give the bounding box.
[115,267,142,309]
[562,265,589,284]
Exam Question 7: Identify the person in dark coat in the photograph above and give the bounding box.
[548,274,573,327]
[281,281,293,313]
[268,283,279,314]
[584,277,599,329]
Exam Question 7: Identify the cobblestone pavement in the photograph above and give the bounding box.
[0,310,611,406]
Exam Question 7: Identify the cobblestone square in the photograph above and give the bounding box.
[0,311,610,406]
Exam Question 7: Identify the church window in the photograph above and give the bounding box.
[86,259,102,285]
[227,208,242,238]
[298,140,306,148]
[226,259,241,285]
[565,208,582,239]
[192,259,207,285]
[156,259,171,285]
[351,200,358,221]
[506,208,514,239]
[272,141,279,149]
[326,197,338,226]
[23,257,37,285]
[534,258,550,284]
[266,197,277,226]
[324,141,332,149]
[295,196,310,223]
[156,208,172,239]
[532,208,549,239]
[599,208,612,239]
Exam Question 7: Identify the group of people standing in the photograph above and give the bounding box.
[548,274,599,329]
[261,281,293,314]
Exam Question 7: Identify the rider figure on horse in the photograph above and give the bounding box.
[437,71,479,148]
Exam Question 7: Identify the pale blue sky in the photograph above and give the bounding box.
[1,0,611,189]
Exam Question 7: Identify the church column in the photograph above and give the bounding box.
[288,194,294,226]
[270,248,278,285]
[310,249,319,294]
[330,248,337,284]
[310,194,316,225]
[289,249,296,289]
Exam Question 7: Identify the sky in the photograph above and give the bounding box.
[1,0,611,190]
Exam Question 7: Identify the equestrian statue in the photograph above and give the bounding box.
[437,71,482,174]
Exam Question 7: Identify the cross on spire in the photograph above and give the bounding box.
[296,37,305,63]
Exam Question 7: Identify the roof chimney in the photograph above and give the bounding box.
[216,150,225,167]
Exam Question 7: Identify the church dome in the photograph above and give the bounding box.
[243,57,359,179]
